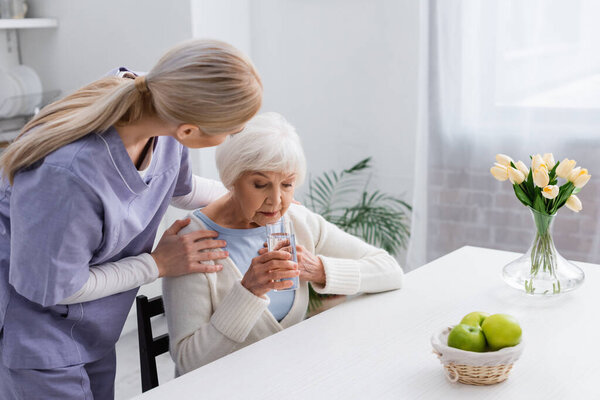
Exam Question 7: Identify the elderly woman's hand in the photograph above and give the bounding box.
[259,243,326,285]
[295,244,326,285]
[241,250,299,298]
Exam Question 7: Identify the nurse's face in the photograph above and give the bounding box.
[232,171,296,227]
[174,124,243,149]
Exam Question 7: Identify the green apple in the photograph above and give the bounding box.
[460,311,490,327]
[481,313,522,351]
[447,323,487,352]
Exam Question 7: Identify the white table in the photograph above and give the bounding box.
[133,246,600,399]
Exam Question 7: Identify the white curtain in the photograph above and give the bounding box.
[408,0,600,268]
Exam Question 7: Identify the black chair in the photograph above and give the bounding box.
[136,295,170,392]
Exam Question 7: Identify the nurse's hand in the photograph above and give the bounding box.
[151,218,229,277]
[241,251,299,298]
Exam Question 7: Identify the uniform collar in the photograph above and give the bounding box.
[96,127,158,195]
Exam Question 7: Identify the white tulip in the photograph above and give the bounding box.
[495,154,514,167]
[541,185,559,199]
[543,153,556,169]
[515,160,529,178]
[574,174,591,189]
[508,167,525,184]
[568,167,580,181]
[531,154,545,170]
[566,195,582,212]
[555,159,576,179]
[568,167,591,189]
[532,166,549,188]
[490,163,509,181]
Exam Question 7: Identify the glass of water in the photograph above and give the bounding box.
[265,216,299,291]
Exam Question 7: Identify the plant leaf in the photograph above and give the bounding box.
[533,193,546,213]
[513,184,532,207]
[525,168,534,195]
[343,157,371,174]
[551,182,575,213]
[548,161,559,182]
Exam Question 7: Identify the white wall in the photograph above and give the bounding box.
[249,0,420,205]
[20,0,192,95]
[188,0,253,182]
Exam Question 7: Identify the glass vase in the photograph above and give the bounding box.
[502,208,585,295]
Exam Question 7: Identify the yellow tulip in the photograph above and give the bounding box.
[495,154,513,167]
[556,158,576,179]
[568,167,591,189]
[490,163,508,181]
[541,185,559,199]
[508,167,525,184]
[542,153,556,169]
[566,195,582,212]
[532,166,549,188]
[531,154,546,171]
[514,160,529,178]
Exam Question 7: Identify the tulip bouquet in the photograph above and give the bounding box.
[490,153,590,294]
[491,153,589,214]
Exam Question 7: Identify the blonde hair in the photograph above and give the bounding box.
[215,112,306,189]
[0,39,262,184]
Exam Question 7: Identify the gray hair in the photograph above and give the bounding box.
[215,112,306,189]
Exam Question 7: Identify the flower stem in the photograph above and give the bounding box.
[527,209,560,294]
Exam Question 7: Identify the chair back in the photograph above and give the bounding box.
[136,294,170,392]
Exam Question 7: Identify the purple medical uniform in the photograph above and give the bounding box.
[0,126,192,399]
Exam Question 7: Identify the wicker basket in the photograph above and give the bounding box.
[431,326,524,386]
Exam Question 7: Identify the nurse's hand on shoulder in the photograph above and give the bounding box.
[151,218,229,277]
[241,251,299,298]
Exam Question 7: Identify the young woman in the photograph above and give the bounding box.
[0,39,262,399]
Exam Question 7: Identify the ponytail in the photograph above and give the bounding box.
[0,39,262,184]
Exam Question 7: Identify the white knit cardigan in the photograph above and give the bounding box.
[162,204,404,375]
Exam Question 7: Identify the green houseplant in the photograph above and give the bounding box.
[304,157,412,313]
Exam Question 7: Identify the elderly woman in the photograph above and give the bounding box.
[162,112,403,375]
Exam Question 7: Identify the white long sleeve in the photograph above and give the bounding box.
[170,175,228,210]
[305,209,404,295]
[58,253,159,305]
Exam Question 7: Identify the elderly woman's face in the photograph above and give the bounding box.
[232,171,296,226]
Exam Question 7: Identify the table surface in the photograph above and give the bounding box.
[133,246,600,399]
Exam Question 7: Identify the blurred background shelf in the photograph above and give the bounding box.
[0,18,57,29]
[0,14,60,152]
[0,115,26,144]
[0,89,60,119]
[0,89,61,149]
[0,128,19,143]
